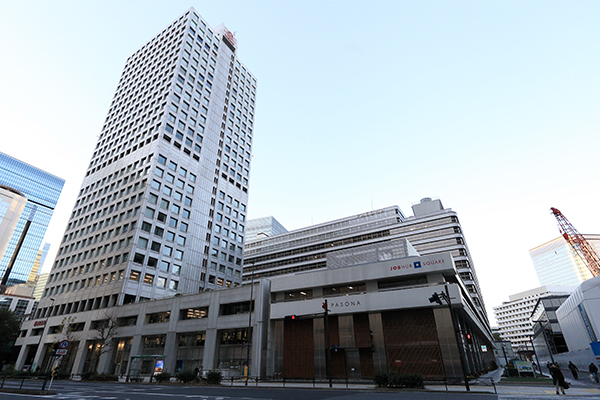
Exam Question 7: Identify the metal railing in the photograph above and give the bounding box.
[0,375,51,392]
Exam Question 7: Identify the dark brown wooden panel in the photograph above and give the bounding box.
[283,318,314,378]
[382,309,444,378]
[331,348,346,378]
[359,347,374,378]
[353,313,372,348]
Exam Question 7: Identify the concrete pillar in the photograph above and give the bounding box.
[70,340,88,375]
[32,325,51,369]
[15,343,33,370]
[203,291,220,370]
[433,307,462,379]
[203,328,218,370]
[164,295,181,375]
[163,331,178,374]
[96,343,114,374]
[338,315,355,348]
[314,317,325,378]
[368,313,387,374]
[126,334,143,376]
[267,319,283,378]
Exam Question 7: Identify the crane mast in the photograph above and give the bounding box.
[550,207,600,277]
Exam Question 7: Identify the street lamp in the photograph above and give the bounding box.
[429,285,470,392]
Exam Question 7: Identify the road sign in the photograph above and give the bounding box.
[56,349,68,356]
[58,340,70,349]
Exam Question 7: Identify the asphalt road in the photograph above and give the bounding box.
[0,380,499,400]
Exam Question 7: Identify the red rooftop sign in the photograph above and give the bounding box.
[223,30,237,48]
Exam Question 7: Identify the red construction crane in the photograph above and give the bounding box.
[550,207,600,277]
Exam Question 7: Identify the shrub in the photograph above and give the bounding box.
[81,371,97,381]
[155,372,172,382]
[372,372,424,389]
[402,374,424,389]
[0,365,17,376]
[205,369,222,385]
[373,371,388,387]
[388,372,403,388]
[95,373,118,381]
[177,369,197,384]
[55,372,71,380]
[32,370,50,378]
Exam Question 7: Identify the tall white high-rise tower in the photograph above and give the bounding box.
[36,8,256,320]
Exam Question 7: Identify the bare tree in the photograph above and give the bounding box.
[58,316,80,342]
[89,310,120,372]
[50,316,81,373]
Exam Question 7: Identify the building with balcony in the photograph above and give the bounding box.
[493,286,573,352]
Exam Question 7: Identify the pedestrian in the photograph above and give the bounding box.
[549,363,567,395]
[590,362,599,383]
[568,361,579,380]
[194,365,200,377]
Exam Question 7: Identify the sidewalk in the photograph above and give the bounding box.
[135,369,600,397]
[223,376,600,397]
[464,368,600,397]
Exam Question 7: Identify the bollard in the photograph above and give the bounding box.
[19,377,25,389]
[491,378,497,394]
[231,376,234,386]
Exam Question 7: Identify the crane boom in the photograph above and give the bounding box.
[550,207,600,277]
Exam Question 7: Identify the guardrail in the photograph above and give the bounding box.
[0,375,51,392]
[227,376,367,388]
[223,375,496,393]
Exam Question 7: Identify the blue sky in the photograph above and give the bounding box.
[2,0,600,320]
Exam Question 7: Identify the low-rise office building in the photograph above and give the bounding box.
[15,282,270,377]
[268,241,494,380]
[244,198,488,322]
[14,249,493,380]
[493,286,573,353]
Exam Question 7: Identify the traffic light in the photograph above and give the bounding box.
[284,315,297,321]
[466,334,473,344]
[429,293,443,305]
